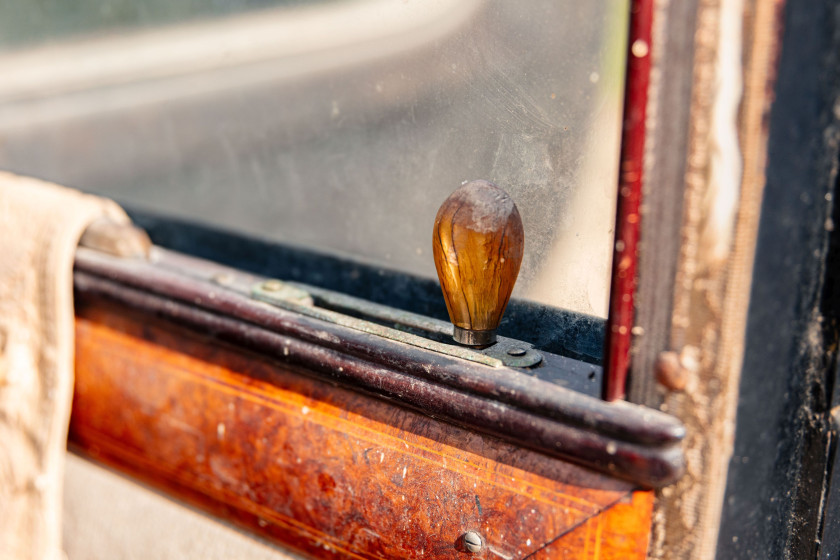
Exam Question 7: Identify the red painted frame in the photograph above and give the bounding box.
[603,0,654,401]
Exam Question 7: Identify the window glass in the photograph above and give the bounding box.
[0,0,628,318]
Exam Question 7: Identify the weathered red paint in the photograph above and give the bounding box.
[604,0,655,401]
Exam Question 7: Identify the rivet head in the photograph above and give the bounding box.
[506,347,527,357]
[262,279,284,292]
[462,531,483,553]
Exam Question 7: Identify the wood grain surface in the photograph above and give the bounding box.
[432,180,524,334]
[529,491,654,558]
[71,298,653,559]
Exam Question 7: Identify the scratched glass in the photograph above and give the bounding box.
[0,0,628,317]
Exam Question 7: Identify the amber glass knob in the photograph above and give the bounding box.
[432,180,524,346]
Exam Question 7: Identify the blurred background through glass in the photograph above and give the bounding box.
[0,0,628,317]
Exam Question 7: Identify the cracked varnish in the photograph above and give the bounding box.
[70,298,653,559]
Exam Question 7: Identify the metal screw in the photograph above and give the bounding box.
[462,531,483,553]
[262,279,284,292]
[506,347,527,357]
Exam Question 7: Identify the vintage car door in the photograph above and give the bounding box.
[2,0,838,559]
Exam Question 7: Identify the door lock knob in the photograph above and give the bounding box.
[432,180,524,347]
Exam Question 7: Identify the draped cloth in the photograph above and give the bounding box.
[0,172,300,559]
[0,172,128,560]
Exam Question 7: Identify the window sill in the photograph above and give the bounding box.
[74,245,684,488]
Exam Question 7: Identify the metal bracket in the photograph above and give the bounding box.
[252,279,542,369]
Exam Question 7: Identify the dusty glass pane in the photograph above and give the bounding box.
[0,0,627,318]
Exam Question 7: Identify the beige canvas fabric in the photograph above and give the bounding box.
[0,171,304,559]
[0,172,129,559]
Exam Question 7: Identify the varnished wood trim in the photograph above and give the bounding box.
[71,302,653,559]
[528,491,654,558]
[73,246,685,487]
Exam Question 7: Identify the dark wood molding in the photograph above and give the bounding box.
[74,247,685,487]
[129,212,608,366]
